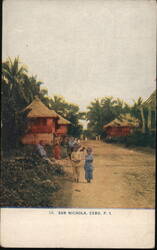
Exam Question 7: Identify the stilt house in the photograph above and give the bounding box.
[55,114,71,136]
[21,96,59,144]
[103,114,139,138]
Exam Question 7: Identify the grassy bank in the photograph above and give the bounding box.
[1,147,65,207]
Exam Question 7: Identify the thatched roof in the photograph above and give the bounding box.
[103,113,139,129]
[22,96,58,118]
[57,114,71,125]
[142,90,156,110]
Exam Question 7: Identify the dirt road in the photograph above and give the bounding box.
[53,140,155,208]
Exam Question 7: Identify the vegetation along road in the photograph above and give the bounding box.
[53,140,155,208]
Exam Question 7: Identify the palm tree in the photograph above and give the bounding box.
[2,57,46,150]
[131,97,143,119]
[87,96,131,136]
[49,95,68,116]
[2,57,27,85]
[2,57,29,109]
[87,98,105,135]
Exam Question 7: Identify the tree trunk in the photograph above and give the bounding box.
[147,106,152,131]
[140,107,146,133]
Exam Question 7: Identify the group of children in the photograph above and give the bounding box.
[53,136,81,160]
[71,143,94,183]
[36,136,94,183]
[64,136,94,183]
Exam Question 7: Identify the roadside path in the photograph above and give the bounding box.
[53,140,155,208]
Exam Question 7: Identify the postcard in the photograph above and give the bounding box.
[1,0,156,248]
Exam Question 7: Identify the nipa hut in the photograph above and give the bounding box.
[55,114,71,136]
[21,96,59,144]
[140,90,156,133]
[103,114,139,138]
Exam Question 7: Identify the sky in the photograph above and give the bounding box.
[3,0,156,113]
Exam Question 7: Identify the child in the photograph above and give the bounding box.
[71,143,82,182]
[84,147,94,183]
[68,137,75,159]
[36,140,55,164]
[53,136,61,160]
[61,136,69,158]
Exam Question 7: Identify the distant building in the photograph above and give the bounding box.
[140,90,156,133]
[103,114,139,138]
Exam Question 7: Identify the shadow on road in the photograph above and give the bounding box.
[52,169,74,208]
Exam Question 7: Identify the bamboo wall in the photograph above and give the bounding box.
[56,125,68,135]
[106,126,133,137]
[21,133,53,145]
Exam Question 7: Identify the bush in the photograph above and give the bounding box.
[104,131,156,148]
[125,131,156,148]
[0,156,65,207]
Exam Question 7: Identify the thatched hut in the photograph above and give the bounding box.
[140,90,156,133]
[55,114,71,136]
[21,96,59,144]
[103,114,139,137]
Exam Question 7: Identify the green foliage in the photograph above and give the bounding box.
[1,58,47,151]
[87,96,131,137]
[49,95,84,138]
[0,153,65,207]
[86,95,155,147]
[125,131,156,148]
[86,95,152,140]
[83,129,96,139]
[104,131,156,148]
